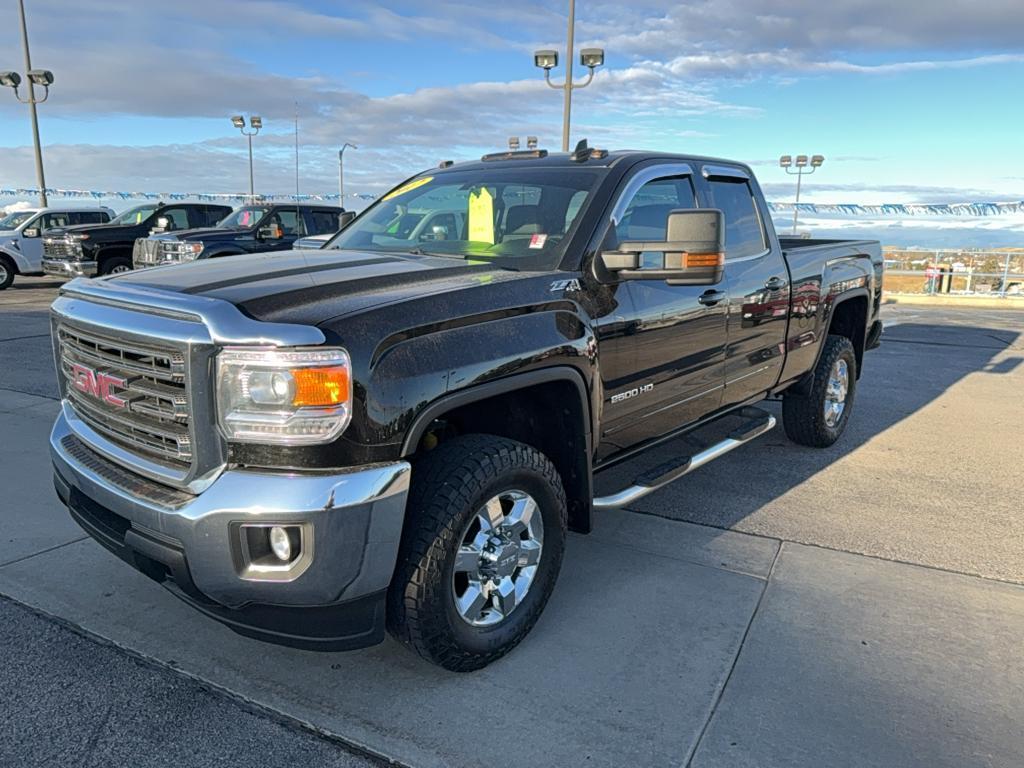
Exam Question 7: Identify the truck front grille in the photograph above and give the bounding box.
[133,238,162,267]
[44,237,80,259]
[57,326,192,469]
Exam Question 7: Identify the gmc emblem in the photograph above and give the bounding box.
[70,363,129,408]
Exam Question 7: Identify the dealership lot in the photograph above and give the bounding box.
[1,276,1022,767]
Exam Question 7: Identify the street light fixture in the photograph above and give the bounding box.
[338,142,357,205]
[0,1,53,206]
[232,115,262,201]
[533,0,605,151]
[780,153,825,235]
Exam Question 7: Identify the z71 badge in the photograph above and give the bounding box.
[610,382,654,404]
[549,278,582,293]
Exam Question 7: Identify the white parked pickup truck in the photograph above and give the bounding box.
[0,206,114,289]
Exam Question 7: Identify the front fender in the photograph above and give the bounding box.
[0,244,30,272]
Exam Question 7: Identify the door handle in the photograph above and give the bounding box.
[764,276,788,291]
[698,290,726,306]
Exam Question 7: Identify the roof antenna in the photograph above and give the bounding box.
[571,138,590,162]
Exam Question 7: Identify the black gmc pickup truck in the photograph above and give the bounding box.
[132,203,346,269]
[43,201,233,277]
[49,146,882,671]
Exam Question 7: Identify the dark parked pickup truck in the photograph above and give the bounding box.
[48,146,882,671]
[132,203,345,269]
[43,202,232,278]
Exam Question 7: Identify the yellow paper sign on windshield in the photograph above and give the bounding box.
[382,176,433,201]
[468,187,494,244]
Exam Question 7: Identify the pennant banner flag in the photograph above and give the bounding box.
[1,188,1022,216]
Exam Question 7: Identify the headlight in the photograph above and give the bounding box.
[161,241,203,261]
[216,347,352,445]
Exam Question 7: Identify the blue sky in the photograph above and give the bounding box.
[1,0,1022,246]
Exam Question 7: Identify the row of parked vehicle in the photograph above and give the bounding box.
[0,201,351,289]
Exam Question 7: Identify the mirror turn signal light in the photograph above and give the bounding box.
[681,251,725,268]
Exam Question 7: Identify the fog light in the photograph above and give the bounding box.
[269,526,292,562]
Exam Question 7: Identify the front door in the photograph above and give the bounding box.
[596,164,729,456]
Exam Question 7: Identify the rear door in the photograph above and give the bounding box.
[595,162,729,454]
[697,165,790,406]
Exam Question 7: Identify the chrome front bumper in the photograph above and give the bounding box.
[50,410,411,649]
[43,258,98,277]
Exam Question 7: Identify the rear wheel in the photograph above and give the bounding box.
[101,257,132,275]
[387,434,567,671]
[782,334,857,447]
[0,256,14,290]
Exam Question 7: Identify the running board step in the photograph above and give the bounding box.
[592,407,777,510]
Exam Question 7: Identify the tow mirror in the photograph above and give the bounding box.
[22,227,39,238]
[258,225,282,240]
[600,208,725,285]
[338,210,356,230]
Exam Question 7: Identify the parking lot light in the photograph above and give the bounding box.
[233,115,262,201]
[780,153,825,234]
[4,0,52,206]
[532,0,606,151]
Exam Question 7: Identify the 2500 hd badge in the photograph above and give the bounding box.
[49,144,882,671]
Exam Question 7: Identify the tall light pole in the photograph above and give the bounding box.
[780,154,824,235]
[0,0,53,207]
[232,115,262,201]
[533,0,605,152]
[338,143,357,206]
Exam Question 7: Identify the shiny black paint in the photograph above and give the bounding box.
[112,151,882,491]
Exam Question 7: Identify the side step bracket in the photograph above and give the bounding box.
[592,407,776,510]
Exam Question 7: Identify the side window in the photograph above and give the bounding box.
[271,209,302,236]
[71,212,107,225]
[308,210,340,235]
[41,212,71,230]
[705,179,765,259]
[207,207,230,226]
[159,207,192,231]
[615,176,696,269]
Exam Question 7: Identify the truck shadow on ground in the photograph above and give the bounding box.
[593,321,1022,545]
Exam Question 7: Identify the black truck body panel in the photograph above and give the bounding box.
[114,151,882,488]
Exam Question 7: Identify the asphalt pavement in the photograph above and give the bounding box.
[1,276,1022,767]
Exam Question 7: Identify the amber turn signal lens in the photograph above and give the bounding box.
[682,251,724,268]
[291,366,350,407]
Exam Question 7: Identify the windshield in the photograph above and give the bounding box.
[325,167,601,270]
[218,206,272,228]
[0,210,37,229]
[110,204,160,225]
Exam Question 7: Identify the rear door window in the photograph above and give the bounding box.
[308,210,340,235]
[705,179,765,259]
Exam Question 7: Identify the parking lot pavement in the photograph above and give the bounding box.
[0,597,376,768]
[1,284,1023,767]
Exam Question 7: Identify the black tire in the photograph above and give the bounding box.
[100,256,132,275]
[387,434,567,672]
[0,255,15,290]
[782,334,857,447]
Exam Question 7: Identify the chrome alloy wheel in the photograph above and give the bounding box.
[452,490,544,627]
[824,358,849,427]
[0,262,8,283]
[109,264,132,274]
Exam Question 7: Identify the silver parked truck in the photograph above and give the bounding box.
[0,206,113,289]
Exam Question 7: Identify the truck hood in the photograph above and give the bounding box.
[47,222,138,238]
[150,226,248,242]
[112,248,528,325]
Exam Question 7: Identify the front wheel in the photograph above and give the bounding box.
[782,334,857,447]
[0,256,14,290]
[100,257,132,275]
[387,435,567,671]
